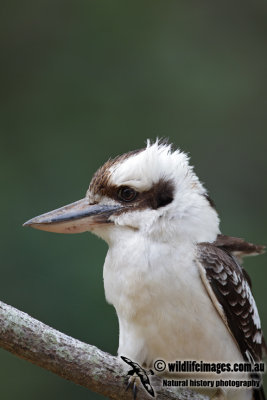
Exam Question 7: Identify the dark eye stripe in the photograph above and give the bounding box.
[90,178,174,211]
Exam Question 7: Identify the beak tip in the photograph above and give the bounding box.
[23,218,37,227]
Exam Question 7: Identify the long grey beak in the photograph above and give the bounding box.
[23,198,122,234]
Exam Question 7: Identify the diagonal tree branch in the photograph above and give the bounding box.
[0,300,208,400]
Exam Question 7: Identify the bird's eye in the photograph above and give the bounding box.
[118,187,137,202]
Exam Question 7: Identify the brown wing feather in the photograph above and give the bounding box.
[197,242,264,363]
[214,234,265,259]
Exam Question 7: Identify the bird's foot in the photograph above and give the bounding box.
[121,356,155,398]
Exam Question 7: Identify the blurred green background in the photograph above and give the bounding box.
[1,1,267,399]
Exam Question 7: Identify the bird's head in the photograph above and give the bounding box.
[24,140,220,244]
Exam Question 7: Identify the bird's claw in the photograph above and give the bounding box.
[125,375,139,399]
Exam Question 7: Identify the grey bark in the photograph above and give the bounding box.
[0,300,208,400]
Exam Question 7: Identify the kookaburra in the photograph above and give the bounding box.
[24,140,265,400]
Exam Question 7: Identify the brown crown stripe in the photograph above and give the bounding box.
[89,148,144,195]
